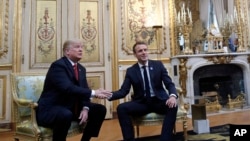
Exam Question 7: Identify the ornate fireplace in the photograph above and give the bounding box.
[171,53,250,110]
[194,64,244,105]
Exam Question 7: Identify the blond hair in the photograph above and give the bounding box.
[62,39,83,55]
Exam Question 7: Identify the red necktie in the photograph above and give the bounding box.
[73,63,79,80]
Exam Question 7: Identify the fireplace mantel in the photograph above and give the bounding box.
[171,52,250,106]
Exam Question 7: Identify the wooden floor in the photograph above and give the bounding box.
[1,109,250,141]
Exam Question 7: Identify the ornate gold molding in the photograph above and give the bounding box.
[0,64,12,70]
[204,55,235,64]
[0,75,7,120]
[168,0,176,56]
[118,58,170,65]
[0,0,9,58]
[178,58,188,97]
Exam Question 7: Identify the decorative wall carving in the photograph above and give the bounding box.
[81,10,97,55]
[37,7,56,56]
[0,0,9,58]
[79,1,104,66]
[30,0,57,68]
[204,55,235,64]
[121,0,166,55]
[178,58,187,96]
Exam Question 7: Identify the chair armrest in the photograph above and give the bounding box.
[14,98,33,106]
[14,98,42,136]
[30,102,41,135]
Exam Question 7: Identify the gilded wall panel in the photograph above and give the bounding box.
[86,71,112,117]
[0,75,6,120]
[116,0,171,61]
[30,0,58,68]
[79,0,104,66]
[121,0,166,55]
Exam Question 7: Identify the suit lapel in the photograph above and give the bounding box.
[63,57,80,84]
[63,57,75,76]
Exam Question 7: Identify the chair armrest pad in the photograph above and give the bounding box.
[15,98,33,106]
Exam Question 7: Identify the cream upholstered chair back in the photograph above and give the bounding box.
[11,73,85,141]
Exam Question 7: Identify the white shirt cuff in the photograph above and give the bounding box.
[91,90,95,97]
[83,106,89,111]
[170,94,177,99]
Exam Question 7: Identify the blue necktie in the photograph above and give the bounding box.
[142,66,151,99]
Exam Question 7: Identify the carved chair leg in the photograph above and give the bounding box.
[183,120,188,141]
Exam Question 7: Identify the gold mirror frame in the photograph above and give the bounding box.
[169,0,248,56]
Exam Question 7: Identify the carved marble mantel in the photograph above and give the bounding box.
[171,52,250,106]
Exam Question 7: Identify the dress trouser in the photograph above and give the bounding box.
[81,103,106,141]
[37,103,106,141]
[117,97,178,141]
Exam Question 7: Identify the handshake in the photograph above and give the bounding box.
[94,88,113,99]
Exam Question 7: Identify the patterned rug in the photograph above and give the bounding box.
[133,124,229,141]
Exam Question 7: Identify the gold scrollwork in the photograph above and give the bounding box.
[37,7,55,56]
[204,55,235,64]
[81,10,97,55]
[122,0,166,55]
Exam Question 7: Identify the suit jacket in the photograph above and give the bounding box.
[37,56,92,111]
[110,60,177,101]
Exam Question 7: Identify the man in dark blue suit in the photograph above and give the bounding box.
[36,39,112,141]
[109,41,178,141]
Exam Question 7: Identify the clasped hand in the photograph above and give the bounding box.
[94,88,112,99]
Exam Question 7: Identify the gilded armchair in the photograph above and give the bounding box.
[131,87,189,141]
[11,73,85,141]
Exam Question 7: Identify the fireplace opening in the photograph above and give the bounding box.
[199,76,233,105]
[193,64,244,105]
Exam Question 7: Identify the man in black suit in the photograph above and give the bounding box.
[36,39,112,141]
[109,41,178,141]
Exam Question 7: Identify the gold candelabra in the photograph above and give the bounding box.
[219,6,246,52]
[182,24,193,54]
[175,4,193,54]
[220,21,232,48]
[233,21,246,52]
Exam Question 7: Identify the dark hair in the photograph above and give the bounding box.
[132,41,148,53]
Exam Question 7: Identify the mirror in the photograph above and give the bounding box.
[170,0,248,55]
